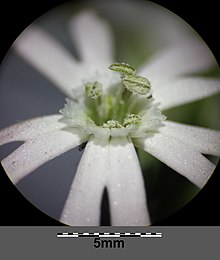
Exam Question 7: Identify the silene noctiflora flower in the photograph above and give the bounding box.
[0,2,220,226]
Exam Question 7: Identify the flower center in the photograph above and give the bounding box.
[60,63,166,139]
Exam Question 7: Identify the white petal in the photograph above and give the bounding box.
[1,129,87,184]
[138,39,216,88]
[106,137,151,226]
[13,26,85,97]
[0,114,65,145]
[134,133,216,189]
[60,137,109,226]
[153,77,220,110]
[60,136,150,226]
[68,10,114,66]
[163,121,220,156]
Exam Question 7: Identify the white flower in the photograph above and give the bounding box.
[0,8,220,226]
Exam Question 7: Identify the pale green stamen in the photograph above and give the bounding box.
[123,114,142,127]
[60,63,166,138]
[109,62,151,95]
[102,120,123,129]
[109,63,136,76]
[85,81,102,99]
[122,75,151,95]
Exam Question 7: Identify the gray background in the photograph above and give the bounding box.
[0,227,219,259]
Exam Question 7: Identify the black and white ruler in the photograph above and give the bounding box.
[57,232,162,238]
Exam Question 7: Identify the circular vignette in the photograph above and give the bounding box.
[0,0,220,225]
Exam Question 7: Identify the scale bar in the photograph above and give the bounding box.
[57,232,162,238]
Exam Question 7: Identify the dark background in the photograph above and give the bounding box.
[0,0,219,225]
